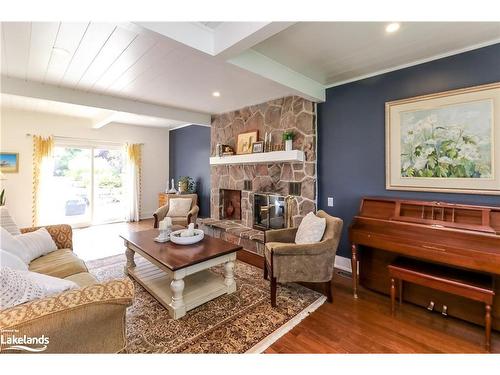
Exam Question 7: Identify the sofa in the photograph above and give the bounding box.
[0,224,134,353]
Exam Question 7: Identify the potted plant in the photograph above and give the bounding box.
[283,131,295,151]
[178,176,195,194]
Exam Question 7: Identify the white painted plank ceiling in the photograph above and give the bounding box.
[2,22,499,115]
[0,21,296,114]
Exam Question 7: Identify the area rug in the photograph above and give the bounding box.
[87,254,325,353]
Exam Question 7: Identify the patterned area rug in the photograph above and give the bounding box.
[87,254,325,353]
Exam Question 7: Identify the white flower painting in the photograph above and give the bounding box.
[400,100,492,179]
[386,83,500,195]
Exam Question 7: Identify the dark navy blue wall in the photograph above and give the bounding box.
[169,125,211,218]
[318,43,500,258]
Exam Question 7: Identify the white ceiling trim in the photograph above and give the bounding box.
[326,37,500,88]
[133,21,326,101]
[1,75,211,125]
[228,49,326,102]
[168,123,211,131]
[133,22,214,55]
[212,22,294,58]
[92,111,117,129]
[134,22,294,58]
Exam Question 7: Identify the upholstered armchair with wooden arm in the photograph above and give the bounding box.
[153,193,199,228]
[264,210,343,307]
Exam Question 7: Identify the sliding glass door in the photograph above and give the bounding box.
[93,148,126,224]
[41,143,126,227]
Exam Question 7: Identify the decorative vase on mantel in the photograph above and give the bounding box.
[285,139,293,151]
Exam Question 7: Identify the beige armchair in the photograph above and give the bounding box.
[153,193,199,228]
[264,210,343,307]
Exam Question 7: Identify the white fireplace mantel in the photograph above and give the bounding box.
[209,150,304,166]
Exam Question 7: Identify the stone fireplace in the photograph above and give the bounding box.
[211,96,316,227]
[199,95,317,256]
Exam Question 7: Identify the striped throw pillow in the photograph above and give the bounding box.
[0,206,21,236]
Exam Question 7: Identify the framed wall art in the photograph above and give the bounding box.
[0,152,19,173]
[386,82,500,195]
[236,130,258,155]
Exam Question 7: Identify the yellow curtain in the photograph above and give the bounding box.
[32,136,54,225]
[125,143,142,222]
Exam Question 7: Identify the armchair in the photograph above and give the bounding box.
[153,193,199,228]
[264,210,343,307]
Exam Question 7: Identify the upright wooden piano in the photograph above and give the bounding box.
[349,197,500,329]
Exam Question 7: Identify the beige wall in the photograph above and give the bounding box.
[0,108,169,227]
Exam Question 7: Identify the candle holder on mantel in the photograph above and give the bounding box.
[264,132,273,152]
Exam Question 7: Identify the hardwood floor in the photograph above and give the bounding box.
[77,219,499,353]
[265,269,500,353]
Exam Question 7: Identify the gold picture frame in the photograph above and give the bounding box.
[386,82,500,195]
[0,152,19,173]
[236,131,258,155]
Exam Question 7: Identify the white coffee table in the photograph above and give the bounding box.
[121,229,241,319]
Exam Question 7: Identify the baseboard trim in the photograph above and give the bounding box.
[334,255,352,273]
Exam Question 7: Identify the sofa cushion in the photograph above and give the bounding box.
[0,266,77,309]
[0,206,21,235]
[16,227,58,261]
[170,216,189,226]
[295,212,326,244]
[1,227,31,264]
[0,249,28,271]
[29,249,88,279]
[64,272,98,287]
[167,198,192,217]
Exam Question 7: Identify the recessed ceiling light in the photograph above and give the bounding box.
[385,23,400,33]
[212,91,221,97]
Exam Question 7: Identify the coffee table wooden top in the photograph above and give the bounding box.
[120,229,242,271]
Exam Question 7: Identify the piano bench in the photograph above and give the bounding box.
[388,258,495,352]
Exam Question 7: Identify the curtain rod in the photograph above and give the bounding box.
[25,134,143,145]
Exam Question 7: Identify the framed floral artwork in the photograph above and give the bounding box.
[386,82,500,194]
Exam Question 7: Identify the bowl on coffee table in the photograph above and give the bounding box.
[169,229,204,245]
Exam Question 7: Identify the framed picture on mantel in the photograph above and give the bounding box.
[386,82,500,195]
[236,130,258,155]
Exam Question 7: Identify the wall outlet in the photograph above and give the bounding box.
[327,197,334,207]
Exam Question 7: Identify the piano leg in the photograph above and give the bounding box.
[351,244,358,299]
[399,279,403,305]
[390,278,396,315]
[485,304,492,352]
